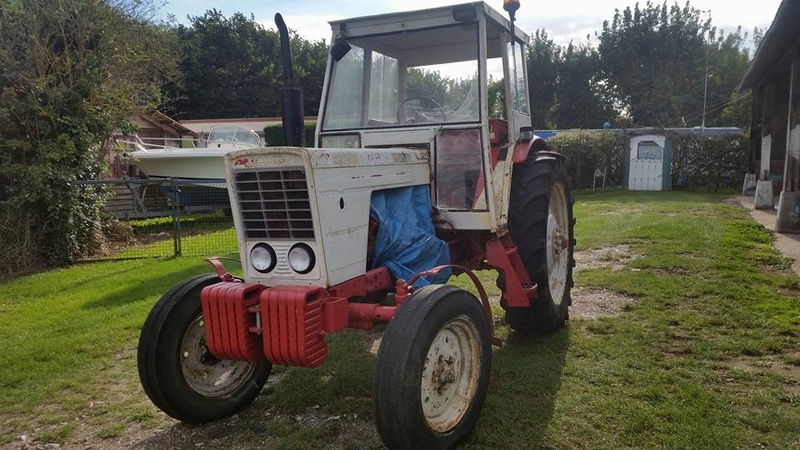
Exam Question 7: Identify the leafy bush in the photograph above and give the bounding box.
[264,123,317,147]
[0,0,178,277]
[671,132,749,191]
[547,131,627,190]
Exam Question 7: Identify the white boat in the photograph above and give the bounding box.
[121,125,262,180]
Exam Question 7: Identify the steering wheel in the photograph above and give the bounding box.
[397,96,447,124]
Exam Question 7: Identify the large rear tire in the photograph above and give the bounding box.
[373,285,491,449]
[502,154,575,333]
[137,274,271,423]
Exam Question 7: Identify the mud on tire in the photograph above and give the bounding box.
[502,153,575,333]
[373,285,491,449]
[137,274,271,423]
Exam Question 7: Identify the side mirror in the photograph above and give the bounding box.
[330,39,351,62]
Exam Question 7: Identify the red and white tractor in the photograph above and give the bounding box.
[137,1,574,448]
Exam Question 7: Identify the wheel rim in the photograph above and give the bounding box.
[546,182,570,305]
[420,316,481,432]
[180,314,258,397]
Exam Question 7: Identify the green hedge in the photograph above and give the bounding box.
[547,130,748,191]
[670,133,749,191]
[547,131,627,190]
[264,122,317,146]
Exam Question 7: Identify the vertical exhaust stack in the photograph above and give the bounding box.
[503,0,520,39]
[275,13,305,147]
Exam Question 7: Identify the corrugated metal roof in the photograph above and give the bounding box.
[135,111,198,137]
[738,0,800,91]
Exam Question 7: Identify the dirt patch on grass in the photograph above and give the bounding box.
[574,245,638,271]
[727,352,800,385]
[570,287,635,319]
[569,248,637,318]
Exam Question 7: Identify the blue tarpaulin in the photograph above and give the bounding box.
[369,186,451,286]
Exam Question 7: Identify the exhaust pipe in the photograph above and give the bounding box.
[275,13,305,147]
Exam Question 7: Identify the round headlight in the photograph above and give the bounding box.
[250,244,277,273]
[288,243,315,274]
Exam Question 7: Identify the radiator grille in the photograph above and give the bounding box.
[234,169,314,239]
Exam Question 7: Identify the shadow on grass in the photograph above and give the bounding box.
[0,263,141,291]
[127,411,277,450]
[79,259,215,310]
[466,326,570,448]
[128,330,382,449]
[576,190,732,204]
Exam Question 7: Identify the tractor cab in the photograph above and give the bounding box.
[317,2,534,231]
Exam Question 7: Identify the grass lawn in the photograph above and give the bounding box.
[0,191,798,448]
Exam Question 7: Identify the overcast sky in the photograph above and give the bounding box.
[160,0,782,48]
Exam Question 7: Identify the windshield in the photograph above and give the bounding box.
[322,24,480,131]
[207,125,261,146]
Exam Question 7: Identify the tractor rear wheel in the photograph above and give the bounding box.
[503,153,574,333]
[137,274,271,423]
[373,285,491,449]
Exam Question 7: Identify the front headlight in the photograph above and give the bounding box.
[250,244,277,273]
[288,243,315,274]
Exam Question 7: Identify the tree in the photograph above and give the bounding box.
[0,0,179,274]
[553,42,616,128]
[488,78,505,118]
[598,1,710,127]
[703,27,752,127]
[407,68,454,102]
[526,29,560,128]
[165,11,282,119]
[164,11,329,119]
[526,30,616,129]
[291,37,329,117]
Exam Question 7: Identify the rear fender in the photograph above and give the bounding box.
[511,137,555,164]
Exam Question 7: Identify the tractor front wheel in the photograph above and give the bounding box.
[503,154,575,333]
[137,274,271,423]
[373,285,491,449]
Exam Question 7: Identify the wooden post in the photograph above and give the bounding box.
[776,47,800,232]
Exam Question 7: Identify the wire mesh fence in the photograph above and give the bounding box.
[73,178,237,260]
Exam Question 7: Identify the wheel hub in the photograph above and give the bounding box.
[546,183,570,305]
[420,317,480,432]
[180,316,259,397]
[198,338,221,365]
[431,355,457,393]
[551,226,568,257]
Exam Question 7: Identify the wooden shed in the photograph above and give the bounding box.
[738,0,800,233]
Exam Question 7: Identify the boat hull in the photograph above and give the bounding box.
[130,148,233,180]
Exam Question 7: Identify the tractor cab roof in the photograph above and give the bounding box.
[328,2,530,51]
